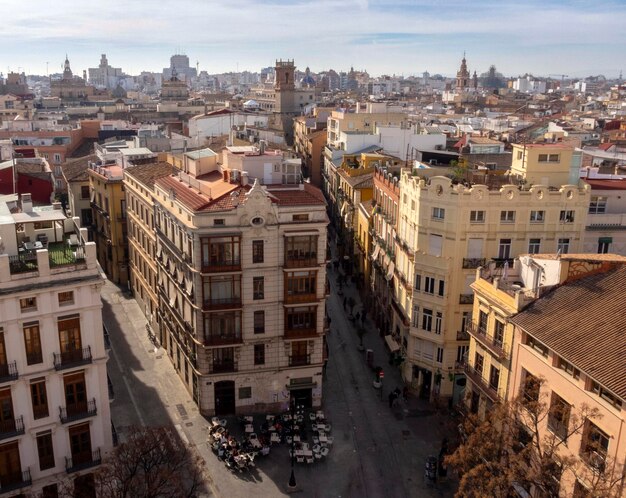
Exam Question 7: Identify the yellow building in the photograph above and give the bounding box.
[510,142,579,187]
[393,173,590,403]
[88,161,129,286]
[124,161,177,331]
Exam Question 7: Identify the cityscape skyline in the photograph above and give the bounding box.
[1,0,624,79]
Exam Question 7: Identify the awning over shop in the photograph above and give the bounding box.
[384,335,400,352]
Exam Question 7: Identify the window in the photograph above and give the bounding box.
[204,311,241,344]
[456,345,469,364]
[213,219,225,226]
[53,153,62,163]
[529,210,545,223]
[538,153,559,162]
[517,150,523,160]
[436,347,443,363]
[557,356,580,379]
[31,378,49,419]
[253,310,265,334]
[557,238,570,254]
[414,274,421,291]
[58,291,74,305]
[528,238,541,254]
[498,238,511,259]
[474,352,484,374]
[253,277,264,300]
[438,280,445,297]
[493,320,504,348]
[589,196,607,214]
[582,421,609,468]
[522,370,541,403]
[285,306,316,332]
[590,381,622,409]
[597,237,612,254]
[202,275,241,307]
[201,236,240,269]
[254,344,265,365]
[252,240,264,263]
[424,277,435,294]
[238,387,252,399]
[434,312,442,335]
[411,305,419,327]
[285,235,318,267]
[526,335,549,357]
[548,392,571,441]
[422,309,433,332]
[500,210,515,223]
[559,210,575,223]
[286,271,317,299]
[80,186,90,200]
[37,431,55,470]
[489,365,500,391]
[469,210,485,223]
[20,297,37,311]
[58,316,82,358]
[478,310,488,333]
[41,483,59,498]
[24,322,43,365]
[432,207,445,220]
[292,214,309,222]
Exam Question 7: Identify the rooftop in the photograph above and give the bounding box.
[61,154,98,183]
[185,148,218,160]
[124,162,178,189]
[511,265,626,400]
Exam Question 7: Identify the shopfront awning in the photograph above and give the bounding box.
[371,244,381,260]
[384,335,400,353]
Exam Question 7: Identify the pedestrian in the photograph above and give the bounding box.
[355,311,360,322]
[403,386,409,402]
[343,297,347,310]
[360,313,366,325]
[388,391,396,408]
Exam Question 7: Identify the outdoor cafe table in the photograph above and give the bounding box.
[244,424,254,434]
[23,241,43,251]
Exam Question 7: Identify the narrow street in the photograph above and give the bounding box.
[103,266,456,497]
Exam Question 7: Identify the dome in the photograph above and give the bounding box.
[300,66,316,87]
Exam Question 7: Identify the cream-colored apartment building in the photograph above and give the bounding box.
[0,193,111,497]
[151,147,328,416]
[393,172,590,402]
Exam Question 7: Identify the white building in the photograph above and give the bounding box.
[0,193,112,497]
[513,76,546,94]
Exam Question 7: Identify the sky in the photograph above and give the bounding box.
[1,0,625,79]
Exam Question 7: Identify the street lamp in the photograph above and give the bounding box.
[288,396,297,489]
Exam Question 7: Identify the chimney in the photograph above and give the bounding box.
[241,171,249,186]
[21,193,33,213]
[259,140,266,155]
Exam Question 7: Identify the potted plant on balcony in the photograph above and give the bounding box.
[356,326,367,351]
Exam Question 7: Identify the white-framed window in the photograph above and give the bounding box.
[589,196,607,214]
[500,210,515,223]
[530,210,545,222]
[528,238,541,254]
[411,305,420,327]
[559,210,575,223]
[424,276,435,294]
[53,153,62,163]
[456,345,469,364]
[436,347,444,363]
[538,153,559,163]
[432,207,445,220]
[470,210,485,223]
[557,238,570,254]
[422,309,433,332]
[498,238,512,259]
[414,274,421,290]
[435,312,442,335]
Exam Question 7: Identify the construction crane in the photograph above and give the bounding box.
[548,74,569,88]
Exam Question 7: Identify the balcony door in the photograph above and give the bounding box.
[69,423,92,465]
[59,317,82,364]
[64,372,87,416]
[0,332,6,365]
[0,388,15,433]
[0,441,22,486]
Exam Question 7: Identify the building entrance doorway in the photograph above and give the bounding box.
[214,380,235,415]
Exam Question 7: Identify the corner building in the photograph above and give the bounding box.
[153,148,329,416]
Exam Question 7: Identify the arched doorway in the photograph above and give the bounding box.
[214,380,235,415]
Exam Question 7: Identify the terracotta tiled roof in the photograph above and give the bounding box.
[584,178,626,191]
[511,266,626,400]
[61,154,97,183]
[268,183,326,207]
[124,162,178,189]
[156,175,214,211]
[598,143,615,151]
[529,253,626,262]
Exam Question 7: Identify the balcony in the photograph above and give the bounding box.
[547,417,568,442]
[59,398,97,424]
[462,258,487,269]
[459,294,475,305]
[204,333,243,346]
[210,360,237,374]
[284,327,318,340]
[492,258,514,269]
[53,346,93,370]
[8,252,38,274]
[0,416,24,441]
[0,469,31,494]
[202,297,242,311]
[65,448,101,474]
[0,361,18,384]
[285,254,318,269]
[464,364,500,402]
[289,354,311,367]
[285,292,318,305]
[466,322,508,360]
[201,258,241,273]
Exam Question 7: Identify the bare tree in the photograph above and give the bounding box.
[447,378,625,498]
[63,426,205,498]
